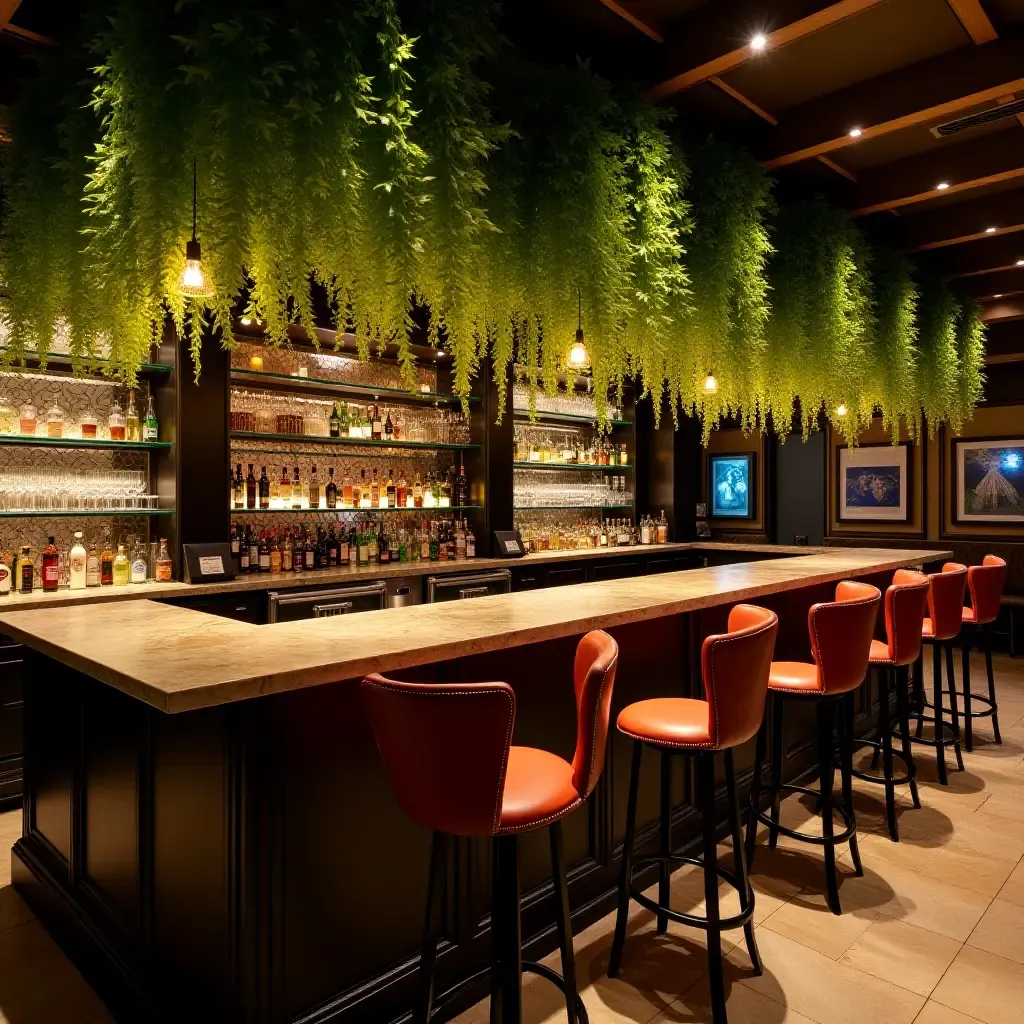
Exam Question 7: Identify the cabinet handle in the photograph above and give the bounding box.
[313,601,355,617]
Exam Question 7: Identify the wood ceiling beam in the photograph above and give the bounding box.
[901,189,1024,251]
[596,0,663,43]
[0,0,23,29]
[946,0,998,45]
[935,232,1024,278]
[645,0,886,101]
[765,33,1024,168]
[2,21,53,44]
[850,129,1024,217]
[954,267,1024,299]
[981,301,1024,326]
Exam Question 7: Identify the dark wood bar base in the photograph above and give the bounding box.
[8,570,912,1024]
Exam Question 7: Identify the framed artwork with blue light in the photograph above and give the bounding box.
[838,443,910,522]
[955,438,1024,524]
[708,452,755,519]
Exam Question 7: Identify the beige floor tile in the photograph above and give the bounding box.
[967,899,1024,965]
[737,929,926,1024]
[913,998,990,1024]
[762,891,879,960]
[654,974,817,1023]
[839,916,962,997]
[932,945,1024,1024]
[994,859,1024,908]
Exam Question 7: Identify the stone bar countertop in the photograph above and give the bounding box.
[0,546,949,714]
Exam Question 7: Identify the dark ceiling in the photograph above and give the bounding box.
[4,0,1024,347]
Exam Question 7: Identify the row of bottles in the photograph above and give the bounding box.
[230,516,477,572]
[231,459,471,511]
[514,433,629,467]
[514,512,670,553]
[0,531,172,595]
[0,390,159,442]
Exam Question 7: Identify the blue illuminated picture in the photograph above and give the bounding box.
[957,439,1024,523]
[838,445,909,521]
[709,454,753,518]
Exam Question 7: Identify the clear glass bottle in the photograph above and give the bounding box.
[113,544,131,585]
[80,407,98,440]
[19,402,37,437]
[108,401,126,441]
[125,391,141,442]
[46,401,66,439]
[156,538,173,581]
[86,538,101,586]
[130,537,148,583]
[69,532,87,590]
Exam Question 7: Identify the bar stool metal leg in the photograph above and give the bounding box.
[895,666,921,810]
[944,644,965,772]
[658,751,671,934]
[878,671,898,841]
[768,695,784,851]
[608,740,642,979]
[932,645,948,786]
[745,714,767,869]
[699,753,727,1024]
[839,692,864,872]
[961,637,974,753]
[549,822,579,1024]
[418,831,447,1024]
[818,699,842,915]
[725,748,762,975]
[493,835,522,1024]
[985,628,1002,744]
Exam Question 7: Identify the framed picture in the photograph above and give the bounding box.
[838,443,909,522]
[954,438,1024,524]
[708,452,755,519]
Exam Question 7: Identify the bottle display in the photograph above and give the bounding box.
[46,401,66,439]
[125,392,141,442]
[156,539,173,581]
[18,546,33,594]
[143,394,159,441]
[69,532,87,590]
[113,544,130,585]
[42,536,59,592]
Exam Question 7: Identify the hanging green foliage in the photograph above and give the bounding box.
[953,298,986,432]
[681,140,774,441]
[860,245,918,438]
[916,277,960,436]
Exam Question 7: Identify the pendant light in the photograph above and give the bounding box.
[568,290,589,368]
[703,371,718,394]
[836,401,848,418]
[177,160,213,299]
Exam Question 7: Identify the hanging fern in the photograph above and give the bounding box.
[916,277,959,436]
[681,140,774,441]
[952,298,986,432]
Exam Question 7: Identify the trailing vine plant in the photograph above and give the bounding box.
[953,299,986,433]
[915,276,960,436]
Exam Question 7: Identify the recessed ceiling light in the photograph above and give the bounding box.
[240,316,252,326]
[1017,260,1024,266]
[750,33,767,52]
[994,293,1003,298]
[437,349,445,357]
[849,127,862,138]
[936,182,950,190]
[986,227,998,234]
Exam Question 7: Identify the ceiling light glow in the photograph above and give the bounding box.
[750,33,767,52]
[986,227,997,234]
[936,182,949,190]
[848,127,862,138]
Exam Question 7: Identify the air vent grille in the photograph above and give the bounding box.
[932,99,1024,137]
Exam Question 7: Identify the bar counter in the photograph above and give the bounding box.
[5,545,949,1024]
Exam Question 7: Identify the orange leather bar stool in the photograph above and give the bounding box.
[362,630,619,1024]
[858,570,930,842]
[908,563,968,785]
[608,605,778,1024]
[957,556,1008,751]
[746,581,881,916]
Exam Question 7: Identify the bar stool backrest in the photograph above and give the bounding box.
[927,563,968,640]
[884,570,931,667]
[570,630,620,798]
[361,676,516,837]
[700,604,778,748]
[968,555,1007,625]
[810,580,882,695]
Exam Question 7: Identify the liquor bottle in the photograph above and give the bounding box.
[69,532,87,590]
[396,469,408,509]
[657,510,669,544]
[281,532,293,572]
[455,456,469,509]
[113,544,131,586]
[329,403,341,438]
[308,465,320,510]
[108,401,126,441]
[130,538,148,583]
[143,393,159,441]
[370,467,381,509]
[239,526,250,573]
[126,391,141,442]
[367,523,378,564]
[269,466,280,507]
[101,533,114,585]
[304,531,315,571]
[259,466,270,509]
[413,472,423,509]
[315,527,326,569]
[357,526,369,566]
[246,464,257,509]
[42,536,59,592]
[259,532,271,572]
[357,469,368,509]
[440,469,452,508]
[384,409,394,441]
[156,538,172,581]
[455,519,466,561]
[86,538,101,587]
[389,529,399,563]
[327,527,338,566]
[386,468,396,509]
[342,471,353,509]
[0,554,9,596]
[429,522,440,562]
[339,526,350,566]
[466,524,476,558]
[279,465,291,507]
[17,546,33,594]
[248,526,259,573]
[338,403,349,437]
[599,522,608,547]
[292,466,302,510]
[420,522,431,561]
[233,464,244,509]
[371,404,383,441]
[347,405,360,439]
[325,468,338,509]
[379,523,390,564]
[292,531,305,572]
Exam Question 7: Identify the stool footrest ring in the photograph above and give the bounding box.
[628,854,755,931]
[954,691,997,719]
[754,783,856,846]
[895,716,961,749]
[844,742,915,786]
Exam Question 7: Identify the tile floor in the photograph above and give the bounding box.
[0,651,1023,1024]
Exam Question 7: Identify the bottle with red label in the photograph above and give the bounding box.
[42,536,60,592]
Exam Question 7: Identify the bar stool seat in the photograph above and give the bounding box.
[617,697,712,745]
[499,747,581,832]
[768,662,823,691]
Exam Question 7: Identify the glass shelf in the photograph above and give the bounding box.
[0,509,173,518]
[513,503,634,511]
[512,408,631,427]
[0,436,172,451]
[230,505,482,515]
[513,462,632,472]
[230,431,477,452]
[0,351,173,376]
[231,368,479,406]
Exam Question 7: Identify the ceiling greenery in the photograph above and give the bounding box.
[0,0,986,441]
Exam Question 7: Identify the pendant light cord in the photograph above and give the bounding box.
[192,159,198,242]
[577,288,582,332]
